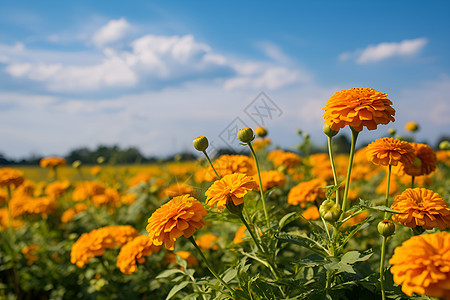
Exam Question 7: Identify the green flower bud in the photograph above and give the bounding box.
[388,128,396,136]
[193,136,209,152]
[97,156,105,164]
[439,140,450,150]
[237,127,255,143]
[72,160,82,169]
[323,124,338,138]
[377,220,395,237]
[319,199,341,223]
[297,129,302,135]
[255,126,268,138]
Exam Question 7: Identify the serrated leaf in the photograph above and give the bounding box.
[166,281,190,300]
[297,254,331,267]
[278,211,301,230]
[365,205,406,214]
[156,269,184,279]
[222,268,237,283]
[275,232,328,256]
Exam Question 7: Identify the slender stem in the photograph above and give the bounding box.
[188,237,234,293]
[202,150,221,180]
[327,136,340,206]
[248,142,270,227]
[237,213,265,254]
[384,165,392,219]
[341,127,359,213]
[380,236,387,300]
[411,176,415,189]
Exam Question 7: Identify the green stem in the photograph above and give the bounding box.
[384,165,392,219]
[188,237,234,293]
[380,236,387,300]
[411,176,415,189]
[6,186,14,237]
[237,213,265,254]
[248,142,270,228]
[327,136,340,206]
[341,127,359,213]
[202,150,221,180]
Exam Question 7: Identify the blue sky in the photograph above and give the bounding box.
[0,1,449,159]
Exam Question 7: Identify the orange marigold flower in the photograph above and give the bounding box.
[22,244,40,266]
[40,157,66,168]
[389,232,450,299]
[205,173,257,212]
[164,251,198,268]
[0,208,23,230]
[342,211,370,228]
[120,193,137,205]
[9,195,58,217]
[196,233,219,250]
[0,168,24,188]
[0,189,7,205]
[72,181,105,202]
[391,188,450,230]
[159,182,197,199]
[267,150,301,169]
[259,170,286,192]
[233,226,247,244]
[70,225,139,267]
[308,153,334,180]
[288,179,327,207]
[117,236,160,275]
[322,88,395,132]
[436,150,450,164]
[90,166,101,176]
[302,206,320,220]
[252,138,271,151]
[146,195,207,250]
[204,155,256,181]
[45,180,70,198]
[394,143,437,177]
[366,137,415,167]
[61,203,88,223]
[92,187,120,207]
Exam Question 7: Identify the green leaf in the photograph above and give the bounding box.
[340,250,373,265]
[166,281,190,300]
[275,232,329,256]
[365,205,406,214]
[156,269,184,279]
[324,183,342,201]
[222,268,238,283]
[278,211,302,230]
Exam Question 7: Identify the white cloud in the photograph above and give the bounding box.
[258,42,291,64]
[340,38,428,64]
[92,18,132,47]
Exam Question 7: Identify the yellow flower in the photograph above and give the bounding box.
[0,189,7,205]
[45,180,70,198]
[391,188,450,230]
[39,157,66,168]
[258,170,286,192]
[288,179,327,207]
[72,181,105,202]
[70,225,139,267]
[389,232,450,299]
[91,187,120,207]
[267,150,301,169]
[394,143,437,177]
[366,137,415,166]
[117,235,160,275]
[204,155,255,181]
[322,88,395,132]
[159,182,197,199]
[301,206,320,220]
[61,203,88,223]
[164,251,198,268]
[120,193,137,205]
[0,208,23,230]
[9,195,58,217]
[0,168,24,188]
[233,226,247,244]
[90,166,101,176]
[146,195,207,250]
[196,233,219,250]
[205,173,257,212]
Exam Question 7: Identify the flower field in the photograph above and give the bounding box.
[1,88,450,300]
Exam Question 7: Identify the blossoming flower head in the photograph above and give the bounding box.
[117,235,160,275]
[196,233,219,250]
[288,179,327,207]
[0,168,24,188]
[205,173,257,212]
[267,150,301,169]
[394,143,437,177]
[204,155,255,181]
[322,88,395,132]
[366,137,415,166]
[389,232,450,299]
[39,157,66,169]
[391,188,450,230]
[259,170,286,191]
[146,194,207,250]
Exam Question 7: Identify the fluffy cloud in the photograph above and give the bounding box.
[92,18,132,47]
[340,38,428,64]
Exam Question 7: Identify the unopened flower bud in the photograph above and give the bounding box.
[319,199,341,222]
[405,121,419,132]
[237,127,255,143]
[439,140,450,150]
[377,220,395,237]
[297,129,302,135]
[388,128,396,136]
[323,124,338,138]
[255,126,268,138]
[97,156,105,164]
[304,133,310,139]
[193,136,209,152]
[72,160,82,169]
